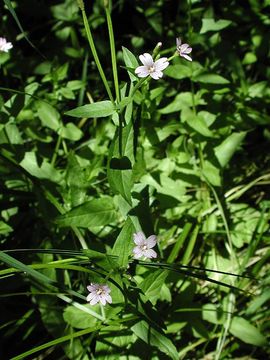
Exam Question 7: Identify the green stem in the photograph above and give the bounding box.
[80,6,114,103]
[105,4,120,103]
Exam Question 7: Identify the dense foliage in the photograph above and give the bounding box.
[1,0,269,359]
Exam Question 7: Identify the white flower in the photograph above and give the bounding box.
[176,37,192,62]
[86,283,112,306]
[0,37,13,53]
[133,231,157,259]
[135,53,169,80]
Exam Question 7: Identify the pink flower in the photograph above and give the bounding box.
[86,283,112,306]
[135,53,169,80]
[0,37,13,53]
[176,37,192,62]
[133,231,157,259]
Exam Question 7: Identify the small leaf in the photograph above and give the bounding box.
[202,161,221,186]
[194,73,230,84]
[122,46,139,81]
[66,101,116,118]
[111,217,135,268]
[36,101,61,131]
[58,123,83,141]
[186,114,214,137]
[20,152,63,183]
[214,132,246,167]
[230,317,267,346]
[139,270,168,305]
[56,198,117,228]
[200,18,232,34]
[164,64,192,80]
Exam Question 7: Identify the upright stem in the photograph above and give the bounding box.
[105,2,120,103]
[79,2,114,103]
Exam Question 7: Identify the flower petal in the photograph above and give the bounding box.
[86,292,96,301]
[90,295,99,305]
[100,296,106,306]
[176,37,182,47]
[87,284,98,292]
[133,231,146,245]
[181,54,192,61]
[102,285,111,293]
[135,66,150,78]
[133,251,143,259]
[183,47,192,54]
[154,57,169,71]
[144,249,157,259]
[139,53,154,66]
[105,294,112,304]
[180,44,190,52]
[146,235,157,248]
[150,70,163,80]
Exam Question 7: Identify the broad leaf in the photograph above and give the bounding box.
[131,320,179,360]
[56,197,117,228]
[230,317,267,346]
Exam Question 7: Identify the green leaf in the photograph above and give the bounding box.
[200,18,232,34]
[111,217,135,268]
[36,101,61,131]
[65,101,115,118]
[58,123,83,141]
[107,122,134,204]
[131,321,178,360]
[63,305,98,329]
[0,221,13,235]
[20,152,63,183]
[139,270,169,305]
[164,64,192,80]
[194,73,230,84]
[159,92,204,114]
[202,161,221,186]
[214,132,246,167]
[56,197,117,228]
[122,46,139,81]
[229,317,267,346]
[186,114,214,137]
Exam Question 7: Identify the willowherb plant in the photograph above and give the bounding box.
[0,0,269,359]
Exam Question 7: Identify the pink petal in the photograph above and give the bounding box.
[102,285,111,293]
[134,251,143,259]
[135,66,149,78]
[176,37,182,47]
[86,292,96,301]
[105,294,112,304]
[87,284,98,292]
[184,47,192,54]
[180,44,189,52]
[146,235,157,248]
[144,249,157,259]
[150,70,163,80]
[154,57,169,71]
[139,53,154,66]
[90,295,99,305]
[133,246,144,259]
[100,296,106,306]
[181,54,192,61]
[133,231,146,245]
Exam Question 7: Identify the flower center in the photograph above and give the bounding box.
[148,65,155,73]
[97,289,104,295]
[140,244,148,251]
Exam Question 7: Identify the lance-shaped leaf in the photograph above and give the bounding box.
[56,198,117,228]
[65,100,116,118]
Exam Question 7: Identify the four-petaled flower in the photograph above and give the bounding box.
[135,53,169,80]
[133,231,157,259]
[176,37,192,62]
[86,283,112,306]
[0,37,13,53]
